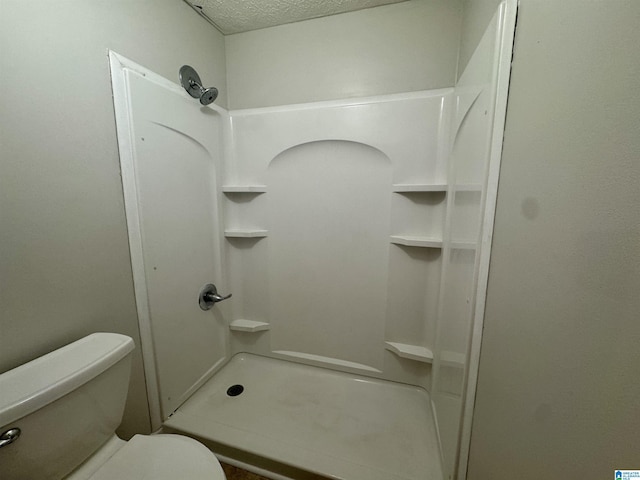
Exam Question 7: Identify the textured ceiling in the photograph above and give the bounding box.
[184,0,408,35]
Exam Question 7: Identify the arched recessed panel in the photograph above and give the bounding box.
[150,121,213,157]
[269,139,392,168]
[267,140,392,370]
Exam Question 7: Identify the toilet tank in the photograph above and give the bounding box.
[0,333,135,480]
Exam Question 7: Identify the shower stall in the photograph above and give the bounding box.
[110,2,516,479]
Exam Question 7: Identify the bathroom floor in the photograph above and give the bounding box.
[165,353,442,480]
[221,463,271,480]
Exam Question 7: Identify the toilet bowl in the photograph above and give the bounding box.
[0,333,226,480]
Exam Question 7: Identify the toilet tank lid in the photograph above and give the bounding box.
[0,333,134,427]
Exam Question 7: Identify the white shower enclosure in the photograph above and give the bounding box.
[110,2,516,479]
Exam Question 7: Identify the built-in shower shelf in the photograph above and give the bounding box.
[392,184,447,192]
[222,185,267,193]
[224,229,268,238]
[229,319,270,332]
[390,235,443,248]
[385,342,434,363]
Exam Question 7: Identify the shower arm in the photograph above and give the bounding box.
[188,78,205,96]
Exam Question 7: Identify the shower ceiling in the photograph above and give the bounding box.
[183,0,408,34]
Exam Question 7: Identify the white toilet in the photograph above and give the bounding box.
[0,333,227,480]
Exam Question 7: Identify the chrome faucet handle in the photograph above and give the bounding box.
[205,291,232,303]
[0,428,20,449]
[199,284,232,311]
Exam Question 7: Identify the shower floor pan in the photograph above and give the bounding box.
[163,353,443,480]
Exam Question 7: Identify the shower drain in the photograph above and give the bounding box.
[226,384,244,397]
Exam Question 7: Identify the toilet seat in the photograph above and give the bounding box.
[87,434,226,480]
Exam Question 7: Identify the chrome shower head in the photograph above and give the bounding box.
[199,87,218,105]
[179,65,218,106]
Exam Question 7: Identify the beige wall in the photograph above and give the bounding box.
[0,0,226,437]
[468,1,640,478]
[457,0,501,77]
[225,0,462,109]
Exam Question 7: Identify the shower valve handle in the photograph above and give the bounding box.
[0,428,20,449]
[205,291,232,303]
[199,283,231,310]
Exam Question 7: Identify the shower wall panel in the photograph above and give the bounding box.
[430,3,515,477]
[223,91,452,387]
[112,59,230,426]
[267,141,392,370]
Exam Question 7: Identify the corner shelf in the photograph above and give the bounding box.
[390,235,442,248]
[224,230,268,238]
[229,319,270,332]
[222,185,267,193]
[385,342,433,364]
[392,184,447,193]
